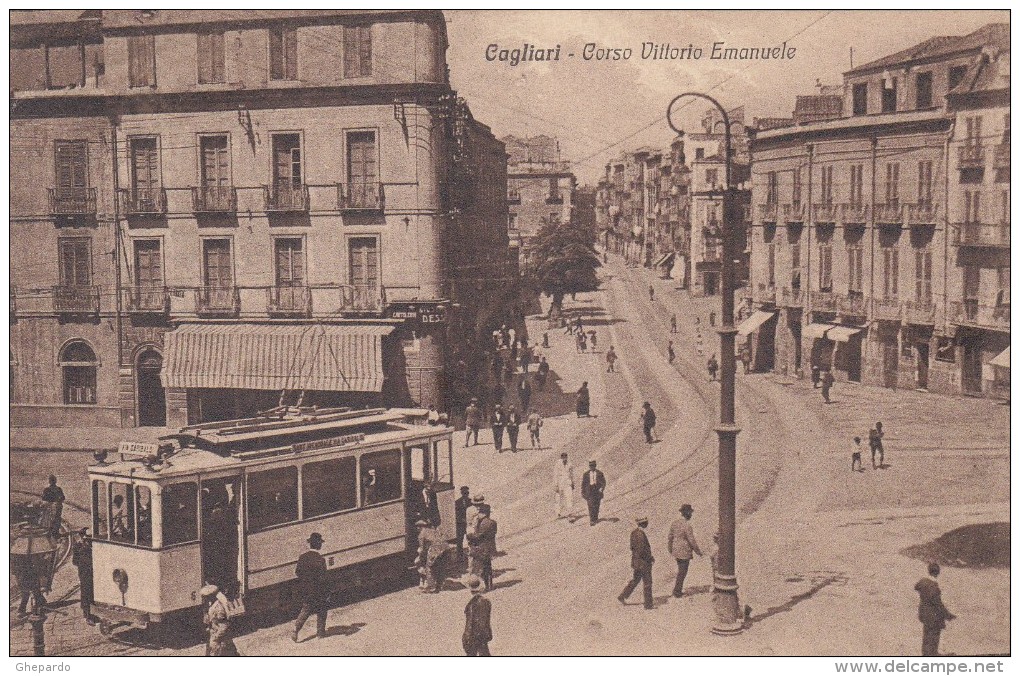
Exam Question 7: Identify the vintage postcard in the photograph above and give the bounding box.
[8,9,1010,661]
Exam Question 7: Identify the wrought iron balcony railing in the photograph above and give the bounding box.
[779,286,804,307]
[339,284,386,312]
[874,203,904,225]
[954,222,1011,248]
[192,186,237,213]
[840,203,870,224]
[871,297,903,321]
[338,182,385,211]
[264,184,310,212]
[950,300,1009,331]
[904,298,936,325]
[756,282,776,303]
[119,188,167,215]
[758,202,779,223]
[267,285,312,316]
[53,285,99,314]
[125,286,170,314]
[195,286,240,315]
[48,188,97,216]
[782,203,806,223]
[907,202,938,225]
[811,290,837,312]
[958,144,985,169]
[813,203,839,223]
[508,189,521,203]
[993,143,1009,169]
[838,293,867,316]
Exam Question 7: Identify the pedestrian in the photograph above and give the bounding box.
[542,331,550,348]
[667,340,676,364]
[527,409,543,449]
[869,421,885,469]
[851,436,864,472]
[606,347,618,372]
[649,285,655,301]
[42,475,65,537]
[564,316,574,335]
[575,316,584,336]
[670,313,678,334]
[709,532,720,578]
[821,369,835,403]
[577,331,587,353]
[580,460,606,526]
[576,381,590,418]
[465,398,482,447]
[811,364,821,388]
[505,406,521,453]
[640,402,657,444]
[667,504,703,598]
[517,377,532,413]
[916,563,955,657]
[618,517,654,610]
[739,345,751,374]
[553,452,575,519]
[490,404,506,452]
[292,532,329,642]
[536,357,550,391]
[707,354,719,381]
[420,480,441,527]
[455,486,471,558]
[520,346,531,374]
[588,329,598,352]
[14,552,46,617]
[201,584,240,656]
[696,333,705,357]
[416,519,450,593]
[462,575,493,656]
[467,505,497,591]
[709,311,716,327]
[72,527,96,624]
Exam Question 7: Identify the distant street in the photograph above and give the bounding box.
[10,255,1009,656]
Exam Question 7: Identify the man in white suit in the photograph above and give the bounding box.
[554,453,575,519]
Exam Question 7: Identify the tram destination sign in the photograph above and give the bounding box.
[118,441,161,456]
[292,432,366,454]
[386,301,447,325]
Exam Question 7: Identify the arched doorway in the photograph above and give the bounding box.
[136,349,166,427]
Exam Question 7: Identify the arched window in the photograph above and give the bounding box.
[59,340,98,405]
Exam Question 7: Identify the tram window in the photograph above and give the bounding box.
[163,482,198,546]
[109,482,135,544]
[248,466,298,530]
[432,439,453,489]
[302,457,357,518]
[92,480,108,540]
[136,486,152,546]
[360,449,402,505]
[410,445,428,482]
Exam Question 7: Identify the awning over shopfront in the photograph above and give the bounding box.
[989,346,1010,369]
[737,311,777,337]
[803,323,837,339]
[827,326,863,343]
[653,251,675,268]
[162,323,395,392]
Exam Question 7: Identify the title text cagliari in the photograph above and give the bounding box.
[485,41,797,66]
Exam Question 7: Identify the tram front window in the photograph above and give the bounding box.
[92,480,108,540]
[361,449,401,505]
[248,466,298,530]
[109,482,135,543]
[163,482,198,546]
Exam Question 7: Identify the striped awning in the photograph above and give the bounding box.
[162,323,394,392]
[989,346,1010,369]
[737,311,776,337]
[803,323,837,339]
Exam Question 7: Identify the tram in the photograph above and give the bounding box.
[86,406,455,632]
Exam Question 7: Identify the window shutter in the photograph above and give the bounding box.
[343,27,358,78]
[358,26,371,76]
[197,33,211,84]
[285,28,297,79]
[269,30,283,80]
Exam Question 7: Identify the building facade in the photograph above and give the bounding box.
[746,23,1008,396]
[10,9,509,428]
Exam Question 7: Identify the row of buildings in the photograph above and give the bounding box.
[10,10,512,429]
[594,107,752,297]
[744,23,1009,398]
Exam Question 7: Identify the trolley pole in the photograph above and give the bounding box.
[666,92,744,635]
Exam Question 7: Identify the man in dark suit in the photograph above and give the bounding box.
[915,563,955,656]
[580,460,606,525]
[293,532,329,642]
[618,516,654,609]
[420,481,441,527]
[468,505,497,591]
[454,486,471,557]
[462,575,493,656]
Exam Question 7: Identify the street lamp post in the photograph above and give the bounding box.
[667,92,744,635]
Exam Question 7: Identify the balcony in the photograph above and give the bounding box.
[508,189,521,203]
[874,203,904,225]
[782,203,806,223]
[53,285,99,314]
[813,203,839,224]
[339,284,385,313]
[906,202,938,226]
[838,292,867,316]
[756,282,776,303]
[811,290,837,312]
[993,143,1009,169]
[192,186,237,213]
[267,285,311,316]
[872,297,903,321]
[758,202,778,223]
[904,298,936,325]
[119,188,167,215]
[125,286,170,314]
[264,184,309,212]
[338,182,385,211]
[779,286,804,307]
[957,144,985,169]
[48,188,97,216]
[840,203,870,224]
[195,286,240,316]
[954,222,1010,248]
[951,300,1009,331]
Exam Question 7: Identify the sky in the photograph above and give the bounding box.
[445,10,1009,185]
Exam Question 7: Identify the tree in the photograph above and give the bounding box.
[528,216,601,317]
